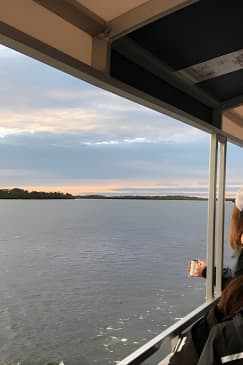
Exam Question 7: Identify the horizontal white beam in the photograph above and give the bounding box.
[178,49,243,83]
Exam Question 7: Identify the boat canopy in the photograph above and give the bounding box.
[1,0,243,146]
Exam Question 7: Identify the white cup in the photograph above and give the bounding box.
[189,259,199,277]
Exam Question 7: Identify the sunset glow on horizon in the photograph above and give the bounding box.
[1,182,241,199]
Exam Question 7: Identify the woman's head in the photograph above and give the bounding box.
[229,190,243,250]
[218,276,243,316]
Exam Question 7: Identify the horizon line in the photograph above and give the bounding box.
[0,187,236,200]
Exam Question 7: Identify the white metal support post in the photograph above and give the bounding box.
[206,134,218,301]
[215,136,227,296]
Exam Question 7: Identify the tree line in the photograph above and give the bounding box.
[0,188,73,199]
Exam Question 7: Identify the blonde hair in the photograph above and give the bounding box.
[229,204,243,251]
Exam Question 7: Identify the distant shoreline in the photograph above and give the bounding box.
[77,195,207,200]
[0,188,234,201]
[75,195,234,202]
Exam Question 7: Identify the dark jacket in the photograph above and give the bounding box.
[197,310,243,365]
[169,251,243,365]
[168,305,222,365]
[234,249,243,277]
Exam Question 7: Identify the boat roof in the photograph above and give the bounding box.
[1,0,243,145]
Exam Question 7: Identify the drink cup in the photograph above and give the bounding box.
[189,259,199,277]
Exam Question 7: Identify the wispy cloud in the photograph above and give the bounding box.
[81,137,171,146]
[0,48,208,145]
[0,102,207,145]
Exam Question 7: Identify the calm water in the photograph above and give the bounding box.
[0,200,234,365]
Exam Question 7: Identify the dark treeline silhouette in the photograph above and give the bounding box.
[0,188,73,199]
[76,195,234,201]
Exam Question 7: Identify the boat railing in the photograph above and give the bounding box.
[118,297,218,365]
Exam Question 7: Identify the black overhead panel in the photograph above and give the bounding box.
[199,69,243,102]
[110,50,212,123]
[110,0,243,123]
[128,0,243,70]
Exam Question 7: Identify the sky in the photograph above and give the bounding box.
[0,44,243,197]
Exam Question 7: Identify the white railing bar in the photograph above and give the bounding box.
[206,133,218,300]
[118,298,218,365]
[215,136,227,296]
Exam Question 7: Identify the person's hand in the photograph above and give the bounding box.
[187,260,207,277]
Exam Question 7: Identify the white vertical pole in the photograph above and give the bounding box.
[215,136,227,296]
[206,134,218,301]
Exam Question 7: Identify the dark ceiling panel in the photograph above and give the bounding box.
[128,0,243,70]
[110,50,213,124]
[199,69,243,101]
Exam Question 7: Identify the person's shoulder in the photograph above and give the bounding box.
[207,320,226,335]
[205,305,222,325]
[208,311,243,337]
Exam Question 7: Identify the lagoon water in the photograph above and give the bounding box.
[0,199,234,365]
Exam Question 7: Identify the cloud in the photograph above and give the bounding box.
[0,130,210,191]
[0,45,242,197]
[0,100,207,145]
[81,137,163,146]
[0,46,208,146]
